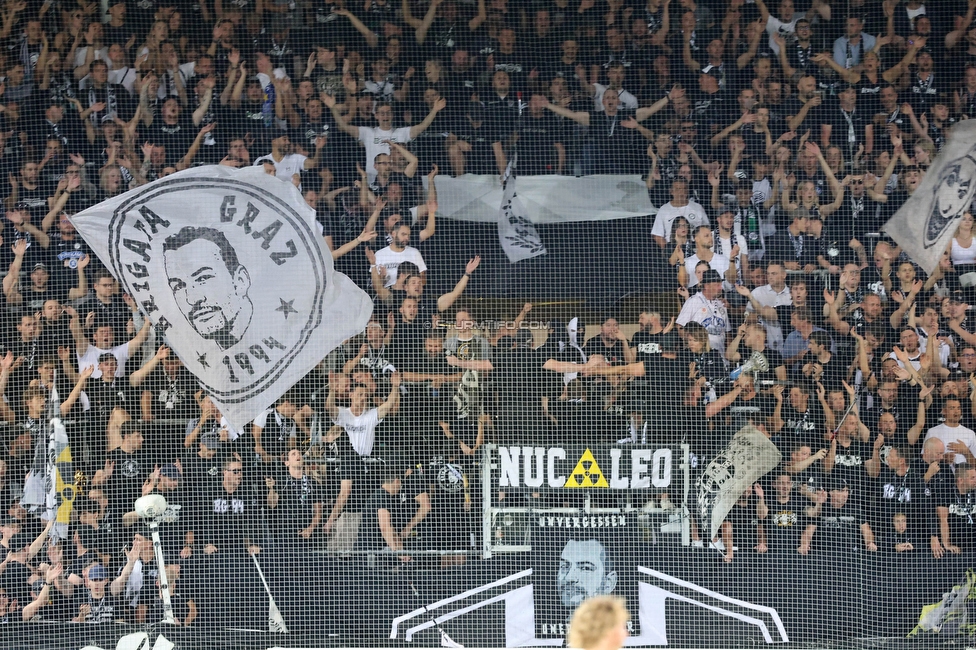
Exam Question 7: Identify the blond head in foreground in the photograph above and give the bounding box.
[567,595,630,650]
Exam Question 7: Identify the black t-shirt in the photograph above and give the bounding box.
[582,336,628,365]
[143,364,200,421]
[180,451,222,497]
[70,590,122,623]
[767,493,807,552]
[631,328,680,381]
[518,112,564,175]
[829,439,871,495]
[782,402,827,449]
[389,316,428,372]
[200,483,261,550]
[872,465,928,533]
[86,378,136,421]
[359,485,416,550]
[144,115,197,165]
[105,448,153,518]
[814,497,867,551]
[934,479,976,552]
[269,470,325,534]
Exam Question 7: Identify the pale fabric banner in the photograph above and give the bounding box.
[884,120,976,274]
[432,173,658,223]
[71,165,373,429]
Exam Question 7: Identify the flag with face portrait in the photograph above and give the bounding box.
[884,120,976,275]
[71,165,373,429]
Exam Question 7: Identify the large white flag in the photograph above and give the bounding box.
[884,120,976,274]
[71,165,373,429]
[498,163,546,263]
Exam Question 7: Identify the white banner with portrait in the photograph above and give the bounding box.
[885,120,976,274]
[71,165,373,429]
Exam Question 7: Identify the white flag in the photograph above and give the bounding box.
[498,165,546,263]
[697,425,782,540]
[71,165,373,429]
[884,120,976,274]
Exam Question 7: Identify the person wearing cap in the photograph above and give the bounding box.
[676,268,731,356]
[69,554,133,623]
[691,64,728,120]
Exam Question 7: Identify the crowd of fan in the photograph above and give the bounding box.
[0,0,974,628]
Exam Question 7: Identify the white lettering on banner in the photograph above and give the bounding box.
[547,447,566,488]
[70,165,373,429]
[535,515,628,528]
[498,446,672,489]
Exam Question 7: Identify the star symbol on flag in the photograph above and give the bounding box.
[276,298,298,319]
[197,352,209,369]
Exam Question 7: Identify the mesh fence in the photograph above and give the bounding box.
[0,0,974,648]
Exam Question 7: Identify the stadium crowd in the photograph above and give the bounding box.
[0,0,974,628]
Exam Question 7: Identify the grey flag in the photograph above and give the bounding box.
[71,165,373,429]
[498,161,547,263]
[884,120,976,274]
[697,425,782,540]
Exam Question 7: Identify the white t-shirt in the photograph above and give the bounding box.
[651,201,710,241]
[78,342,129,379]
[676,292,730,355]
[373,245,427,288]
[765,13,801,55]
[358,125,413,178]
[685,253,731,289]
[746,283,792,351]
[334,407,382,456]
[253,153,307,182]
[925,423,976,465]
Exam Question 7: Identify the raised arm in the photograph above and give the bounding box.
[409,97,447,139]
[323,92,361,138]
[437,256,480,312]
[376,372,401,418]
[544,98,590,125]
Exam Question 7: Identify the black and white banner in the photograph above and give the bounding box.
[885,120,976,274]
[697,426,782,540]
[499,164,546,263]
[531,518,640,641]
[71,166,373,428]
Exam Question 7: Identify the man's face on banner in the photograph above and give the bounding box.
[165,238,251,347]
[557,539,617,608]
